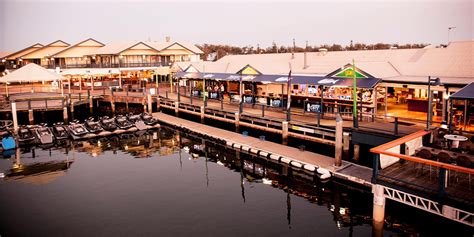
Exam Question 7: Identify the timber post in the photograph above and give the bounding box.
[335,114,343,167]
[282,121,288,145]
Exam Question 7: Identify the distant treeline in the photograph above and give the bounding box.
[196,42,428,61]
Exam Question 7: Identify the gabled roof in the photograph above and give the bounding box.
[89,41,159,55]
[21,40,70,59]
[144,41,203,54]
[0,52,12,59]
[2,43,44,60]
[51,38,105,58]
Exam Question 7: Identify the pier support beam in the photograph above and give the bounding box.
[372,184,386,237]
[28,109,34,125]
[11,102,18,134]
[235,112,240,133]
[282,121,288,145]
[354,143,360,162]
[335,115,343,167]
[343,132,350,159]
[148,94,153,114]
[174,101,179,116]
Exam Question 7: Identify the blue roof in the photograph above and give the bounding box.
[450,82,474,100]
[176,71,381,88]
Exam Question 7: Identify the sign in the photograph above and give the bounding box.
[306,103,321,113]
[240,66,259,75]
[291,125,315,134]
[334,67,366,78]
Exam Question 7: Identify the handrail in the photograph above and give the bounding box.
[371,130,474,174]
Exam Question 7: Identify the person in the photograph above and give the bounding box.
[220,84,225,99]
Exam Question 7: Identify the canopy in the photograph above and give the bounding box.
[450,82,474,100]
[177,71,381,88]
[0,63,64,83]
[61,68,120,76]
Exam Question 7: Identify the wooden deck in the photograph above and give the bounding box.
[153,111,375,187]
[153,112,336,169]
[378,161,474,207]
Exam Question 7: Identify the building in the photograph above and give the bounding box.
[174,41,474,130]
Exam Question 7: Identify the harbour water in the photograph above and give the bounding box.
[0,126,471,236]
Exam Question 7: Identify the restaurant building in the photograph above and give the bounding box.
[174,41,473,131]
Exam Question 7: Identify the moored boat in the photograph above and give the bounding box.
[34,123,54,144]
[100,116,117,132]
[84,117,104,134]
[67,120,90,140]
[52,122,69,140]
[115,115,133,130]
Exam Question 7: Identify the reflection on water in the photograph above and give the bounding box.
[0,126,469,236]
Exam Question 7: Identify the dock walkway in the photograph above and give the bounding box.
[153,112,373,186]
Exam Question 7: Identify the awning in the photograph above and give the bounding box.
[176,71,381,88]
[176,72,257,81]
[254,74,380,88]
[450,82,474,100]
[0,63,64,83]
[60,68,121,75]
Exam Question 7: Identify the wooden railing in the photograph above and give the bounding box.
[370,130,474,204]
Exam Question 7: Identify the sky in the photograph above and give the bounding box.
[0,0,472,52]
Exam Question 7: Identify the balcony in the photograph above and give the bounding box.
[44,62,167,69]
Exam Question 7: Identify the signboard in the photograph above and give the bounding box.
[306,103,321,113]
[334,67,366,79]
[240,66,259,75]
[291,125,315,134]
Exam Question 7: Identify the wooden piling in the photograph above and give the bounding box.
[174,101,179,116]
[28,109,34,125]
[89,95,93,114]
[282,121,288,145]
[63,106,68,124]
[354,143,360,162]
[200,106,205,123]
[343,132,350,159]
[372,184,385,237]
[111,100,116,116]
[335,115,343,167]
[148,94,153,114]
[11,102,18,134]
[235,112,240,133]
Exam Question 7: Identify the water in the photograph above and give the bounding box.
[0,127,471,236]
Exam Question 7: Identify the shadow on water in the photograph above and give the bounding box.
[0,125,471,236]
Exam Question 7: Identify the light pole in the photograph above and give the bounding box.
[448,26,456,44]
[426,76,441,130]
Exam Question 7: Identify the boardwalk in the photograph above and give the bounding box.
[153,111,373,186]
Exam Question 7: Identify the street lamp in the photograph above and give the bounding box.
[426,76,441,130]
[448,26,456,44]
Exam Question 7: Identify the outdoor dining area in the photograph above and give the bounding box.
[373,130,474,207]
[175,71,381,120]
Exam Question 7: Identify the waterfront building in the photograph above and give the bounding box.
[174,41,474,131]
